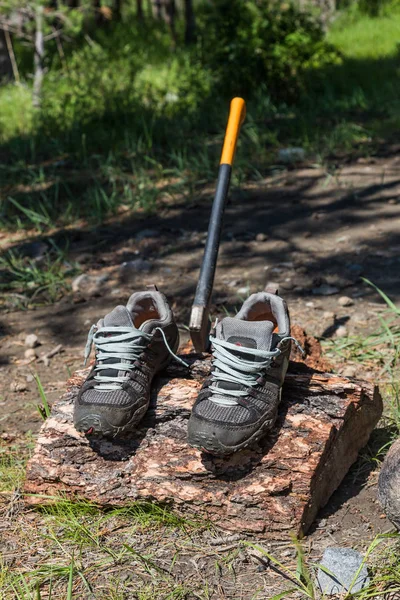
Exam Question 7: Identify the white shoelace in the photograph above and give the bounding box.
[84,325,188,391]
[208,335,304,407]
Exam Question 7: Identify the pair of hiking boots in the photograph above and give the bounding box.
[74,289,297,456]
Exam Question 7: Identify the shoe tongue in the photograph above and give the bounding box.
[216,317,274,351]
[101,306,135,329]
[96,306,136,380]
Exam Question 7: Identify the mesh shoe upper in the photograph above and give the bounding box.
[190,292,292,429]
[193,318,281,425]
[74,291,180,435]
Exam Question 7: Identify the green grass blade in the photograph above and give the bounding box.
[67,559,74,600]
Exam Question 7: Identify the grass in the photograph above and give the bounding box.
[246,533,400,599]
[0,240,79,308]
[324,280,400,431]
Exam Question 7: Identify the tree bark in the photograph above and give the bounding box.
[24,329,382,537]
[184,0,196,45]
[136,0,144,21]
[33,5,44,109]
[0,28,13,82]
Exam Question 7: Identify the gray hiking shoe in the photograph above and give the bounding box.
[187,292,301,456]
[74,290,182,438]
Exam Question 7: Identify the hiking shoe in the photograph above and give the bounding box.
[187,292,300,455]
[74,290,182,437]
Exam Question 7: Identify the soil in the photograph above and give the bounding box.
[1,152,399,597]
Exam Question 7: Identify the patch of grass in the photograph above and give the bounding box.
[247,533,400,599]
[0,241,79,307]
[324,281,400,430]
[0,438,33,494]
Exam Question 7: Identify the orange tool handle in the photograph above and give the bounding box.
[220,97,246,166]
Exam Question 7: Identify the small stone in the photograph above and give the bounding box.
[25,334,40,348]
[342,366,357,378]
[317,547,369,595]
[237,287,250,295]
[72,274,106,297]
[323,311,335,320]
[346,263,363,275]
[18,241,48,261]
[120,259,152,282]
[26,374,34,383]
[388,199,397,205]
[10,381,28,393]
[336,326,348,338]
[303,231,312,238]
[281,279,294,290]
[278,147,305,163]
[255,233,267,242]
[111,288,122,296]
[228,280,240,288]
[312,285,339,296]
[135,229,159,241]
[338,296,354,307]
[305,301,315,308]
[24,348,37,360]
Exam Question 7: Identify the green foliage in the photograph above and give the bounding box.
[198,0,341,100]
[0,243,78,305]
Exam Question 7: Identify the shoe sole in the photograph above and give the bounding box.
[187,390,282,456]
[75,336,179,438]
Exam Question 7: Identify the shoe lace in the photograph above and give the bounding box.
[83,325,188,391]
[208,335,304,407]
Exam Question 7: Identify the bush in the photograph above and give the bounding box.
[198,0,341,101]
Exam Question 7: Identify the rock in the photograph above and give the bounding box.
[378,438,400,529]
[323,311,335,320]
[135,229,159,241]
[312,285,340,296]
[335,326,348,338]
[317,547,369,595]
[278,147,305,163]
[388,199,397,205]
[255,233,267,242]
[110,288,122,296]
[338,296,354,307]
[10,381,28,393]
[237,286,250,295]
[281,279,294,290]
[25,334,40,348]
[18,241,48,261]
[119,259,152,282]
[72,274,108,296]
[24,348,37,360]
[342,366,357,378]
[346,263,363,275]
[228,280,241,288]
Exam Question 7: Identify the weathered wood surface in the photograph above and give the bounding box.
[378,438,400,530]
[24,327,382,537]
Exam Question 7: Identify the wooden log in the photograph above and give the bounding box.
[24,329,382,537]
[378,438,400,530]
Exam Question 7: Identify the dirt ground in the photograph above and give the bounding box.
[1,151,399,596]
